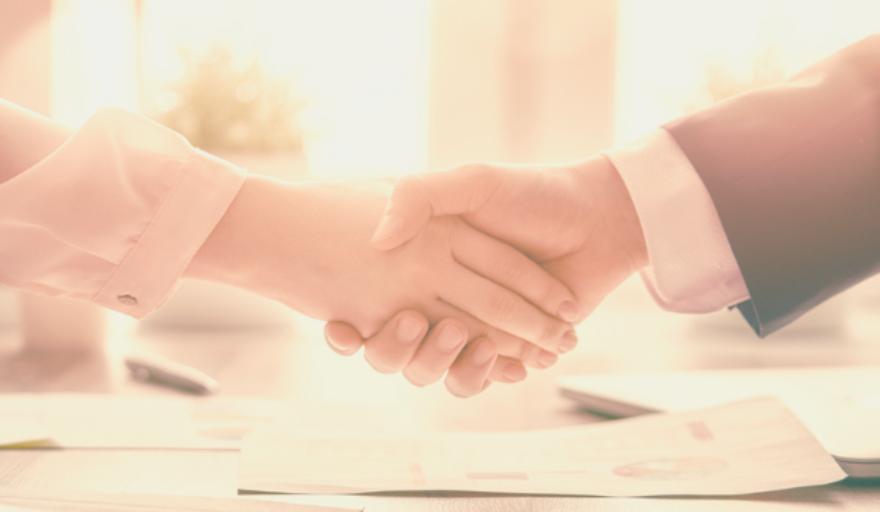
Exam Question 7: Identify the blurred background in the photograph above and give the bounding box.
[2,0,880,377]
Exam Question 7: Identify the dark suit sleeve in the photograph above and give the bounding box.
[664,36,880,337]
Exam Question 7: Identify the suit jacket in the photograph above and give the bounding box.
[665,36,880,337]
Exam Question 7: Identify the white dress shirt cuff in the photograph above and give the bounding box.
[92,148,246,318]
[5,108,247,318]
[605,129,750,313]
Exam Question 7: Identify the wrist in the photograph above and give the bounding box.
[571,156,649,273]
[187,176,307,295]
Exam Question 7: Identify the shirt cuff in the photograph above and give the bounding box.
[91,148,245,317]
[605,129,750,313]
[83,119,246,318]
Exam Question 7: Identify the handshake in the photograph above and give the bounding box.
[188,156,648,397]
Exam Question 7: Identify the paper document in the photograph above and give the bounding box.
[0,447,237,496]
[0,422,54,449]
[0,394,280,450]
[558,365,880,462]
[0,487,357,512]
[239,398,846,497]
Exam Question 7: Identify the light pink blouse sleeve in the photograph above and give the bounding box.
[606,129,750,313]
[0,106,245,318]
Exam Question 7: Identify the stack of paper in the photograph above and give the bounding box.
[0,488,356,512]
[0,394,279,450]
[0,422,53,449]
[239,398,846,497]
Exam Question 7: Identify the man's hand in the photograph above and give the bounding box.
[370,156,648,324]
[323,157,648,396]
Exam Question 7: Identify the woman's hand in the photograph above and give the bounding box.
[322,158,648,395]
[188,176,575,395]
[324,310,537,397]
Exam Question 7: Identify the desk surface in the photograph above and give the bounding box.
[2,281,880,510]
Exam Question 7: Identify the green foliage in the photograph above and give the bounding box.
[157,47,303,152]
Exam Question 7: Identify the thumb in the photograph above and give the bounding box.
[370,165,499,251]
[370,176,433,251]
[370,176,433,250]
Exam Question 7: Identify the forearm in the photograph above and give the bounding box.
[665,36,880,335]
[187,176,365,319]
[187,177,306,301]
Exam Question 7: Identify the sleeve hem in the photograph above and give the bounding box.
[92,150,246,318]
[606,129,750,313]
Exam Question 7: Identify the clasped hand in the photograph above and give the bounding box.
[321,157,647,397]
[190,176,602,396]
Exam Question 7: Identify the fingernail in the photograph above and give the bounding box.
[502,363,527,382]
[397,316,424,343]
[325,332,357,355]
[558,331,578,354]
[470,341,496,366]
[557,301,579,322]
[370,214,403,245]
[436,323,466,353]
[324,331,343,350]
[537,351,558,368]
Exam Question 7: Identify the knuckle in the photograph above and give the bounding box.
[517,341,538,362]
[488,292,520,324]
[537,318,566,345]
[440,317,471,338]
[470,168,501,209]
[469,322,491,341]
[490,331,529,360]
[393,175,427,202]
[420,218,455,250]
[454,163,501,210]
[538,281,566,311]
[496,253,527,285]
[446,219,469,251]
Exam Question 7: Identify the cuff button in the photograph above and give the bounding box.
[117,294,138,306]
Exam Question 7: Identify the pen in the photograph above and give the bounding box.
[124,354,220,395]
